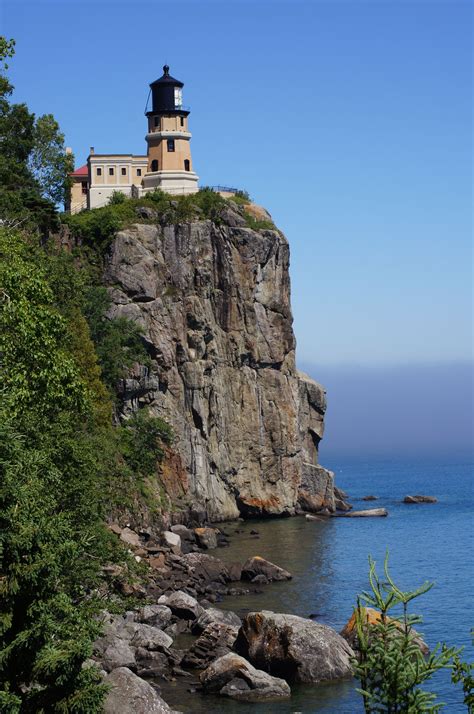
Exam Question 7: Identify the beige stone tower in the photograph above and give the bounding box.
[143,65,199,195]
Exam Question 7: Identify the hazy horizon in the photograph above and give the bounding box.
[300,360,473,459]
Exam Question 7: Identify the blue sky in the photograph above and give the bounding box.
[3,0,472,454]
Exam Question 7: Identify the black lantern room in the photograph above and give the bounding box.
[147,65,189,116]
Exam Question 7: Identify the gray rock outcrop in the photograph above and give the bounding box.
[103,209,333,520]
[235,610,354,683]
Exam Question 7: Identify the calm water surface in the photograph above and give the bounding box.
[161,458,473,713]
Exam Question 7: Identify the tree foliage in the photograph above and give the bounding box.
[0,228,109,711]
[28,113,72,205]
[353,553,458,713]
[451,636,474,713]
[0,36,70,232]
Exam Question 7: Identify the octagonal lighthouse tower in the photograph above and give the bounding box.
[143,65,199,195]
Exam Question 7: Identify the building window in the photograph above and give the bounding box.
[180,116,184,127]
[167,139,175,152]
[136,168,142,176]
[81,181,88,194]
[121,167,126,176]
[109,167,114,176]
[154,116,160,129]
[151,159,158,172]
[184,159,190,171]
[96,167,102,176]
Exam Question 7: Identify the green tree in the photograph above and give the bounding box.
[0,228,109,711]
[353,553,458,713]
[29,113,73,205]
[0,36,67,231]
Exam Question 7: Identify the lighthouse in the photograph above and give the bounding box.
[143,65,199,195]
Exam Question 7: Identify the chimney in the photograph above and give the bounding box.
[90,146,95,155]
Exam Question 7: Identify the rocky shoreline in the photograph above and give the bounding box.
[94,519,355,712]
[96,484,439,712]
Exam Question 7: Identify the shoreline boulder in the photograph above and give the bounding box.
[235,611,353,683]
[194,527,218,549]
[241,556,292,582]
[103,667,179,713]
[158,590,204,621]
[200,652,291,701]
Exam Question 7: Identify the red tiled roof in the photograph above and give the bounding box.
[69,164,88,177]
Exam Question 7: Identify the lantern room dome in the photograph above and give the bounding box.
[150,65,184,88]
[147,65,188,115]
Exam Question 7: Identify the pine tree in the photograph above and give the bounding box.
[353,553,458,713]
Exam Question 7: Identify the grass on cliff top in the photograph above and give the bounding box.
[62,188,276,253]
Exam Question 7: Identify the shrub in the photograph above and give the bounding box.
[108,189,128,205]
[63,201,136,251]
[120,409,172,477]
[244,213,276,231]
[83,286,150,393]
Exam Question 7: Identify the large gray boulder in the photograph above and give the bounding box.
[193,606,241,634]
[158,590,204,620]
[241,556,292,582]
[180,552,230,583]
[130,623,173,651]
[137,604,172,628]
[235,611,354,683]
[194,526,218,549]
[99,637,136,673]
[200,653,291,701]
[103,667,179,713]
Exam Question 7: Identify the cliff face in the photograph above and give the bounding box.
[104,203,333,521]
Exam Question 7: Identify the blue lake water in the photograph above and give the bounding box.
[161,457,473,713]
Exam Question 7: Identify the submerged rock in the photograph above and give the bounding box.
[336,508,388,518]
[241,556,292,582]
[103,667,179,713]
[200,653,291,701]
[235,610,354,683]
[403,495,437,504]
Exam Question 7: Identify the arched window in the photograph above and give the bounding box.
[151,159,158,172]
[184,159,190,172]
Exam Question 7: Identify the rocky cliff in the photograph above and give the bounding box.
[103,201,334,521]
